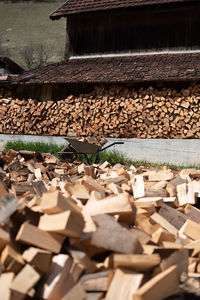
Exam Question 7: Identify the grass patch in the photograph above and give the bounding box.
[74,151,200,170]
[98,150,135,165]
[98,151,178,169]
[4,141,65,158]
[4,141,200,170]
[5,141,142,165]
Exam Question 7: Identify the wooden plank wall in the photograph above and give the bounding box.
[66,3,200,57]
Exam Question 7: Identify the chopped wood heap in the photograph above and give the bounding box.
[70,136,107,146]
[1,84,200,138]
[0,149,200,299]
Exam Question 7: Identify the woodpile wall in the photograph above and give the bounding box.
[1,84,200,138]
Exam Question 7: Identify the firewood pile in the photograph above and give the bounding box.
[0,149,200,299]
[1,84,200,138]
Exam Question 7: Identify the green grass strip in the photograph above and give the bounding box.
[4,141,200,170]
[4,141,65,158]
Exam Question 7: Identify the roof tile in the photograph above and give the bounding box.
[13,53,200,84]
[50,0,198,18]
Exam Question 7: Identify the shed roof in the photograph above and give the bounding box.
[50,0,199,19]
[12,53,200,84]
[0,57,24,75]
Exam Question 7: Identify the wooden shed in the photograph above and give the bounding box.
[0,57,24,76]
[7,0,200,100]
[0,57,24,86]
[50,0,200,59]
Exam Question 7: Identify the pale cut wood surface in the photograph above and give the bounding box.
[112,254,160,272]
[0,272,14,300]
[132,265,179,300]
[10,264,40,300]
[16,222,64,253]
[106,268,143,300]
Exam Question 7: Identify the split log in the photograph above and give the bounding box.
[10,264,40,300]
[91,214,142,254]
[16,222,65,253]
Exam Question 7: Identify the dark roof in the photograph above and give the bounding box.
[0,75,12,84]
[0,57,24,75]
[12,53,200,84]
[50,0,199,19]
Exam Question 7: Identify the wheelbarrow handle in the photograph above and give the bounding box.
[99,141,124,152]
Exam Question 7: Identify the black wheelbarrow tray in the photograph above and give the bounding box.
[59,137,124,164]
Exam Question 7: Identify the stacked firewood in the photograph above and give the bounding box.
[1,84,200,138]
[0,87,12,98]
[0,149,200,299]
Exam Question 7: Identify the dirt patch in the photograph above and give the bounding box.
[0,1,66,67]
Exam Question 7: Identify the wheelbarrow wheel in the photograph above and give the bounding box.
[59,145,78,163]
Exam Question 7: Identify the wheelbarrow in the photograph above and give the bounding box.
[59,137,124,164]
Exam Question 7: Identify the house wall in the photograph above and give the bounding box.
[65,3,200,57]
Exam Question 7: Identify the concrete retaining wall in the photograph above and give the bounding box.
[1,134,200,166]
